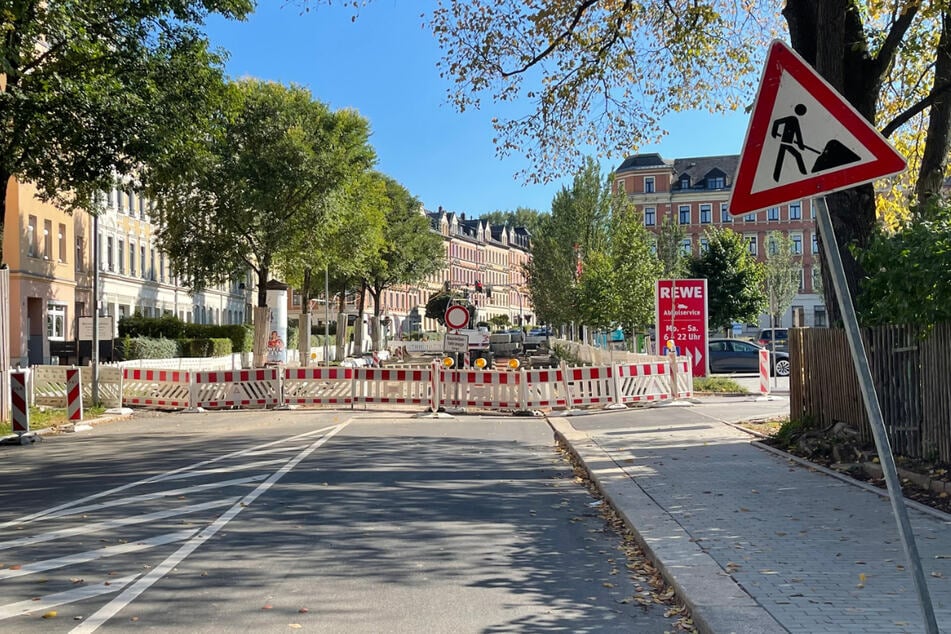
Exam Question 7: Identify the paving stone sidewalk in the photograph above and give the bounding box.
[551,398,951,634]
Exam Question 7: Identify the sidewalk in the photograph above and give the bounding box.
[551,396,951,634]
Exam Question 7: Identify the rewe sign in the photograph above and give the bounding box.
[655,279,708,378]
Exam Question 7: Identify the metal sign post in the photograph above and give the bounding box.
[816,197,937,633]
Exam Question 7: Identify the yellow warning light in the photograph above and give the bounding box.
[474,357,487,369]
[442,356,455,368]
[507,358,521,369]
[666,339,675,351]
[310,352,318,360]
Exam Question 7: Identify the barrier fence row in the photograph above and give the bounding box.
[17,357,693,418]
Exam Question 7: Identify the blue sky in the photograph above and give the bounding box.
[203,2,750,217]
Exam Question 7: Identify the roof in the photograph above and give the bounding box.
[615,153,672,172]
[672,155,740,186]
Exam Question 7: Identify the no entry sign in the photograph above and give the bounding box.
[445,304,470,330]
[655,279,708,378]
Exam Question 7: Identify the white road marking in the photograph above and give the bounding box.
[0,574,140,620]
[155,457,291,482]
[70,421,350,634]
[0,529,199,580]
[0,423,344,529]
[38,475,267,521]
[0,498,237,553]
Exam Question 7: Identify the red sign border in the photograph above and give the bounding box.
[444,304,470,330]
[729,40,906,217]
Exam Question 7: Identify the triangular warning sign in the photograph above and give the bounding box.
[729,40,906,216]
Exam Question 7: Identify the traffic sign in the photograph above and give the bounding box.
[655,279,708,378]
[444,304,470,330]
[729,40,906,216]
[444,332,469,353]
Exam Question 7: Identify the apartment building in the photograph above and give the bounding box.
[615,153,825,330]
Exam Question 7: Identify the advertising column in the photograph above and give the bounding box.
[655,279,708,378]
[265,280,289,364]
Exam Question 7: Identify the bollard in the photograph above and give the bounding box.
[66,367,83,421]
[10,370,30,435]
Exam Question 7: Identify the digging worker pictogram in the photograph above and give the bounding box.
[771,103,811,182]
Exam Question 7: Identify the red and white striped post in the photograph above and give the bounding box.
[10,370,30,435]
[66,367,83,421]
[759,348,770,396]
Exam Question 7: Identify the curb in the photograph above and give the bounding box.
[549,417,787,634]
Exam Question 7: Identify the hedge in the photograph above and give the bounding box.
[119,314,252,352]
[178,338,233,358]
[117,336,179,360]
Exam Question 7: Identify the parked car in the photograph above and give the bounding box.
[708,338,791,376]
[757,328,790,351]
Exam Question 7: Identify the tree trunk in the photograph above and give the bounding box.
[300,267,312,367]
[353,283,366,353]
[915,9,951,210]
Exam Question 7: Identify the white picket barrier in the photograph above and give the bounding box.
[522,367,568,409]
[443,369,521,409]
[123,368,193,409]
[191,368,281,410]
[614,362,672,404]
[563,365,616,407]
[283,367,354,406]
[671,358,694,398]
[353,367,432,406]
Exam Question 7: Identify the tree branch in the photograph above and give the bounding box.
[501,0,600,78]
[881,79,951,138]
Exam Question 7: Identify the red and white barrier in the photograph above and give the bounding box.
[10,370,29,434]
[283,367,354,406]
[353,367,432,405]
[66,368,83,421]
[443,369,520,408]
[614,362,671,404]
[759,348,770,395]
[123,368,193,409]
[522,368,568,409]
[191,368,280,409]
[564,366,615,407]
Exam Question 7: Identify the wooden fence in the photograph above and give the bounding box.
[790,323,951,463]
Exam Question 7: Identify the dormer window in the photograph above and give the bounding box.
[707,176,725,189]
[679,175,690,189]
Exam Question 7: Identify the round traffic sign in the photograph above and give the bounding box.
[445,304,470,330]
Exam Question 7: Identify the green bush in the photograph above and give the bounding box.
[118,336,179,360]
[178,337,233,358]
[693,377,748,393]
[119,313,186,339]
[182,323,252,352]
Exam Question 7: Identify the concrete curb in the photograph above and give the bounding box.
[549,417,786,634]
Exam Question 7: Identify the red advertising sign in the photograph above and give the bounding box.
[655,279,708,378]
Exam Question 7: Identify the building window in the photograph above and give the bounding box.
[139,196,146,219]
[700,204,712,224]
[679,175,690,189]
[130,242,137,277]
[680,238,692,256]
[107,236,115,272]
[118,240,125,274]
[700,237,709,253]
[767,207,780,221]
[814,305,827,327]
[744,212,756,222]
[708,176,725,189]
[746,235,758,256]
[644,176,655,193]
[644,207,656,226]
[810,200,816,219]
[47,303,67,342]
[160,254,166,282]
[127,191,134,212]
[799,268,805,290]
[767,237,778,255]
[140,245,147,279]
[789,202,802,220]
[720,203,731,223]
[116,189,123,213]
[28,215,38,257]
[792,234,803,254]
[811,266,822,292]
[150,249,156,281]
[679,205,690,224]
[58,223,67,263]
[812,234,819,254]
[43,219,53,259]
[76,236,85,272]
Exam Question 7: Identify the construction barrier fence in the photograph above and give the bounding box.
[25,357,693,413]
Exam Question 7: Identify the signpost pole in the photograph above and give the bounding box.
[815,196,937,633]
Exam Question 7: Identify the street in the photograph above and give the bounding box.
[0,410,685,633]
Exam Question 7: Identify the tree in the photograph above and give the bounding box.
[145,79,375,309]
[655,215,688,279]
[479,207,545,235]
[0,0,252,263]
[427,1,951,324]
[361,176,445,349]
[488,314,511,330]
[763,231,803,327]
[688,228,767,334]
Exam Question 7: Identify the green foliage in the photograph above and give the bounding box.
[425,293,475,327]
[550,342,581,366]
[178,338,233,358]
[480,208,545,234]
[688,227,767,332]
[693,377,748,394]
[119,313,187,339]
[858,203,951,327]
[655,215,688,278]
[763,231,803,324]
[773,418,807,449]
[118,337,179,360]
[145,78,375,306]
[488,314,511,329]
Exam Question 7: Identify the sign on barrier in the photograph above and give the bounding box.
[123,368,193,409]
[283,367,354,405]
[353,367,431,405]
[192,368,280,409]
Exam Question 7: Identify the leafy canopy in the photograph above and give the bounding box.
[688,228,766,332]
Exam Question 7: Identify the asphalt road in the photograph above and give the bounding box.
[0,410,685,633]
